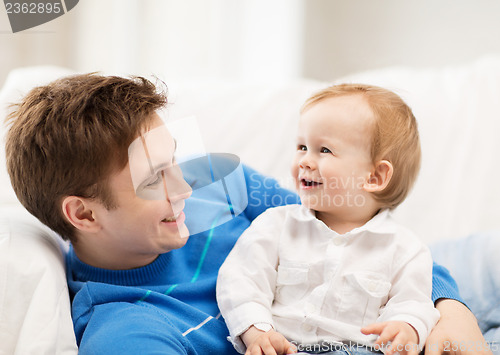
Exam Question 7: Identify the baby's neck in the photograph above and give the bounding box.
[315,208,380,235]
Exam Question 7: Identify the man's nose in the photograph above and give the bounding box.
[164,165,192,203]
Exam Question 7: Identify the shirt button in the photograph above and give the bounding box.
[301,323,314,332]
[333,238,345,246]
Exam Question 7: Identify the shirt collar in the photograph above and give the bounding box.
[292,205,397,236]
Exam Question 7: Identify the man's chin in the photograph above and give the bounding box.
[178,224,190,240]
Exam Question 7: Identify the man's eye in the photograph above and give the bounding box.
[320,147,332,153]
[298,145,307,151]
[146,171,162,187]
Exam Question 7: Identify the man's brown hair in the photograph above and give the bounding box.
[5,74,167,242]
[301,83,421,209]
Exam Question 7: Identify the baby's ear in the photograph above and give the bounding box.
[363,160,394,193]
[61,196,101,233]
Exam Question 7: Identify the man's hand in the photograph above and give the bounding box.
[424,299,493,355]
[241,325,297,355]
[361,320,419,355]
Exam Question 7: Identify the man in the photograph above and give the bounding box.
[4,74,491,354]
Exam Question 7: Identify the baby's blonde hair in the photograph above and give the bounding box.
[301,83,421,209]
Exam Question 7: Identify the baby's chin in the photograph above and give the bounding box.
[297,195,318,210]
[298,195,341,214]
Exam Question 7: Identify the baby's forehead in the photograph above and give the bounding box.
[301,95,375,127]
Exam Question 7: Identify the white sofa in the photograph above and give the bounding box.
[1,58,500,353]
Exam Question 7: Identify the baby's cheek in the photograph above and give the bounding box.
[290,158,300,179]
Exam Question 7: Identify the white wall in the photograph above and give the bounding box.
[70,0,305,83]
[0,3,73,86]
[2,0,500,85]
[302,0,500,80]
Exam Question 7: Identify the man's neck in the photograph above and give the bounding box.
[73,238,159,270]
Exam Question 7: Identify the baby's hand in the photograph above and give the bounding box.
[361,321,419,355]
[241,325,297,355]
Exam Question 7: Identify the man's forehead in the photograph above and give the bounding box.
[128,125,176,189]
[139,123,177,154]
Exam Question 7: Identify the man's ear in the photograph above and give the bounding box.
[363,160,394,193]
[61,196,101,233]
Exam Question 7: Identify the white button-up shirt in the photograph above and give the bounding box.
[216,205,439,353]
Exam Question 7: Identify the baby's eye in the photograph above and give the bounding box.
[320,147,332,154]
[297,145,307,151]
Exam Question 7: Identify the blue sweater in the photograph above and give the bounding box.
[67,163,462,354]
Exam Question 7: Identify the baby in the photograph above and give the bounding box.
[216,84,440,355]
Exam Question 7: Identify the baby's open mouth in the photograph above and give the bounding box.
[301,179,322,187]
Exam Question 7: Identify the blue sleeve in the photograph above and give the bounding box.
[431,262,464,304]
[77,304,191,355]
[242,164,300,221]
[72,285,193,355]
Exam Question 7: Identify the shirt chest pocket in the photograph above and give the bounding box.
[275,262,309,305]
[339,272,391,326]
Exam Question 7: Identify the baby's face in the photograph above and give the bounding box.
[291,94,375,216]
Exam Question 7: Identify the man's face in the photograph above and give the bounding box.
[91,114,192,267]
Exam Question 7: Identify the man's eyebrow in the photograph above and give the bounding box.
[150,139,177,174]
